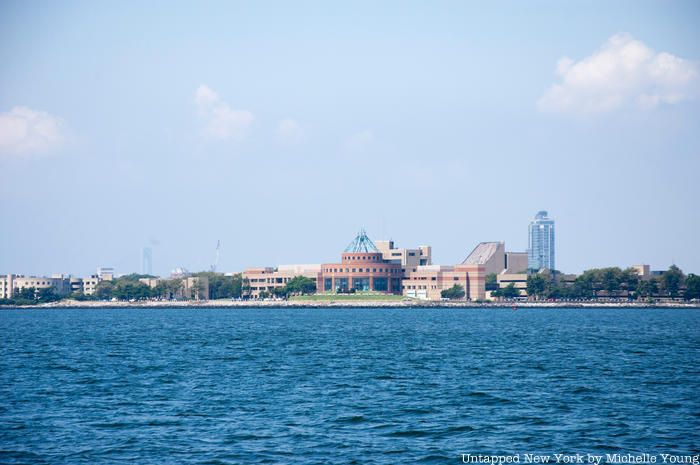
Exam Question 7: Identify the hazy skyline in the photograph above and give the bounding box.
[1,1,699,277]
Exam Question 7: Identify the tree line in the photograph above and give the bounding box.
[0,272,249,305]
[256,276,317,299]
[525,266,699,301]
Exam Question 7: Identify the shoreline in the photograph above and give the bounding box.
[2,299,700,309]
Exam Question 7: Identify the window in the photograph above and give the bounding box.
[324,278,332,291]
[352,277,370,291]
[373,277,388,291]
[335,277,349,291]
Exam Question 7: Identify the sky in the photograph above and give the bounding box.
[1,0,699,277]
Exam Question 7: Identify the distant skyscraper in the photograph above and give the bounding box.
[528,211,555,271]
[142,247,153,275]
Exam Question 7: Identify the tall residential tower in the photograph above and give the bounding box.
[527,211,555,272]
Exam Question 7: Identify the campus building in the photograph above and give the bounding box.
[462,242,528,275]
[402,264,486,301]
[0,274,73,299]
[319,231,403,293]
[243,265,322,299]
[139,276,210,300]
[375,240,432,270]
[528,211,556,271]
[243,230,486,301]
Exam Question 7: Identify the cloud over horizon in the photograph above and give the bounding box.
[343,129,374,152]
[0,106,65,155]
[538,34,699,114]
[277,118,305,145]
[194,85,254,141]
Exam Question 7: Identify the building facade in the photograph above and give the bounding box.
[528,210,555,271]
[319,230,403,293]
[375,240,432,269]
[241,230,486,301]
[0,274,73,299]
[243,265,322,299]
[402,264,485,301]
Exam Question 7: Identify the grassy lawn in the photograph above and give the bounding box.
[289,293,408,302]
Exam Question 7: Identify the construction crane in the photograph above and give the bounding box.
[210,240,220,272]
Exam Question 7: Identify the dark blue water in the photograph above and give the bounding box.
[1,307,698,464]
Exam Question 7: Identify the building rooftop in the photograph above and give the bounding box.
[344,229,379,253]
[462,242,503,265]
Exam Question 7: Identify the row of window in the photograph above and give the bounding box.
[323,277,403,292]
[345,255,381,261]
[324,268,399,274]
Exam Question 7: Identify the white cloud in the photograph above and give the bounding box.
[194,84,254,141]
[538,34,699,114]
[0,106,64,155]
[343,130,374,152]
[277,118,305,144]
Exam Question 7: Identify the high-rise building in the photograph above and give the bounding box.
[142,247,153,275]
[528,211,555,271]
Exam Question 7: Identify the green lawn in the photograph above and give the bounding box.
[289,293,408,302]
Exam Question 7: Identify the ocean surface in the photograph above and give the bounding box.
[0,307,698,464]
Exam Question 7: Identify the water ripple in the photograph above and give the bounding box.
[0,307,698,464]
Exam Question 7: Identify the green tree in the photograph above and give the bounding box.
[499,283,520,299]
[94,281,115,300]
[271,286,288,298]
[684,274,700,300]
[285,276,317,295]
[16,287,37,300]
[113,281,153,300]
[441,284,465,300]
[231,274,244,298]
[526,274,548,299]
[485,273,498,291]
[661,265,684,298]
[636,278,659,299]
[36,287,59,302]
[621,268,640,296]
[601,267,623,294]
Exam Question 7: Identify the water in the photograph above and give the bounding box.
[0,307,698,464]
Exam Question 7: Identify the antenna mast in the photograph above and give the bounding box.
[211,240,220,272]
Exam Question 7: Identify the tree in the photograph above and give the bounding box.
[285,276,317,295]
[661,265,684,298]
[271,286,288,298]
[441,284,465,300]
[499,283,520,299]
[95,281,115,299]
[113,281,153,300]
[231,274,244,298]
[37,287,59,302]
[526,274,548,299]
[601,268,623,294]
[16,287,37,300]
[621,268,640,295]
[485,273,498,291]
[684,274,700,300]
[636,278,659,299]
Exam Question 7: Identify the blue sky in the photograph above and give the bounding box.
[1,1,699,276]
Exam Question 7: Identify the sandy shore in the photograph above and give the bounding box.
[3,299,699,309]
